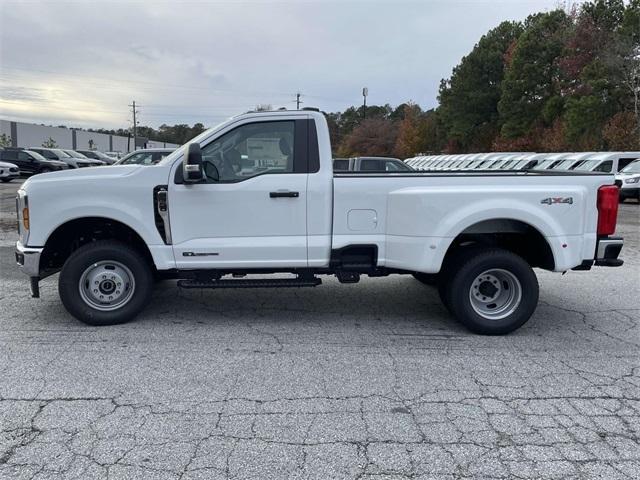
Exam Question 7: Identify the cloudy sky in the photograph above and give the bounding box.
[1,0,566,130]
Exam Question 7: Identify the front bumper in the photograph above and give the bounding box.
[619,186,640,199]
[595,236,623,267]
[15,242,43,297]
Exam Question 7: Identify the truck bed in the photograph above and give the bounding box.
[332,170,615,273]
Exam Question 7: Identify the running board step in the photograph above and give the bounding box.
[177,277,322,289]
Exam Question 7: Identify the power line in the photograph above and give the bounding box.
[128,100,139,148]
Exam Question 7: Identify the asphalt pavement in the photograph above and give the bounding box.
[0,178,639,479]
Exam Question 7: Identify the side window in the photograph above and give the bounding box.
[2,150,18,161]
[360,159,383,171]
[333,159,349,171]
[385,161,402,171]
[18,152,31,161]
[594,160,613,173]
[201,121,295,183]
[136,153,154,165]
[619,158,636,171]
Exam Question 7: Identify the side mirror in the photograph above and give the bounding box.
[183,143,204,183]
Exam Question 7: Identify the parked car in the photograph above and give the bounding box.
[0,160,20,182]
[615,160,640,202]
[104,151,123,160]
[15,110,624,335]
[333,156,413,172]
[75,150,118,165]
[115,148,175,166]
[28,148,101,169]
[573,152,640,174]
[0,147,68,175]
[62,149,106,166]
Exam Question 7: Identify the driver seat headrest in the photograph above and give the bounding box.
[279,137,292,156]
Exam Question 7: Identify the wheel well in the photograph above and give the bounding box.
[443,219,555,271]
[40,217,154,276]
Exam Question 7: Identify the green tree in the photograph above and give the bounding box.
[0,133,11,147]
[498,10,571,139]
[42,137,58,148]
[564,96,608,149]
[439,21,523,151]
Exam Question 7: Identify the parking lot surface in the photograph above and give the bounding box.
[0,178,639,479]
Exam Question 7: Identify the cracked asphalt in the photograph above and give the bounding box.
[0,179,639,479]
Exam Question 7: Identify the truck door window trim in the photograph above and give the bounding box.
[174,119,314,184]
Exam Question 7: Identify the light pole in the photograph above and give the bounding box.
[362,87,368,120]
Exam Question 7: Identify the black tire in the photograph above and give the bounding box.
[445,248,538,335]
[412,272,438,286]
[1,178,11,183]
[39,168,52,174]
[59,240,153,326]
[437,245,482,313]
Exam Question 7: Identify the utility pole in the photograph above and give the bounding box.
[128,100,139,151]
[362,87,368,120]
[296,92,302,110]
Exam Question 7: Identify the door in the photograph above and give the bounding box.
[168,119,309,269]
[17,151,35,173]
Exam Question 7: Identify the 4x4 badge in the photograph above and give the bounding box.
[541,197,573,205]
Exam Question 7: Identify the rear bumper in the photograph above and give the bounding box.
[595,236,623,267]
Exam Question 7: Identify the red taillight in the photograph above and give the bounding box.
[597,185,619,236]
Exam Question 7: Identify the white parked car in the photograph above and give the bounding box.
[115,148,176,166]
[0,160,19,182]
[615,160,640,202]
[15,110,624,335]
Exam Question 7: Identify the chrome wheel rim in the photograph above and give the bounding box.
[469,269,522,320]
[79,261,135,311]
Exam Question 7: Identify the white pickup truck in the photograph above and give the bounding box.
[15,110,624,334]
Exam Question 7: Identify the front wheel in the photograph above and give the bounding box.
[59,240,153,326]
[445,248,538,335]
[0,178,11,183]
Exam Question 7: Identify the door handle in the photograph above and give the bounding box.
[269,191,299,198]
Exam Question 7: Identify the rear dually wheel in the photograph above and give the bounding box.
[444,248,539,335]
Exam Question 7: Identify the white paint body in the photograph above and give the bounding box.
[20,111,616,274]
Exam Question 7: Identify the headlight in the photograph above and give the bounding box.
[624,177,640,184]
[16,190,30,244]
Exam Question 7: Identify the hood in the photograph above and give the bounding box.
[0,161,18,168]
[44,159,68,167]
[23,164,143,187]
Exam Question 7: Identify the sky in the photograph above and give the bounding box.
[0,0,570,130]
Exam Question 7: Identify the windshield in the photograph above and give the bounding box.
[158,117,232,166]
[120,151,155,165]
[533,159,556,170]
[65,150,87,158]
[574,160,599,171]
[24,150,48,161]
[621,160,640,173]
[51,149,71,158]
[553,159,576,169]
